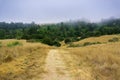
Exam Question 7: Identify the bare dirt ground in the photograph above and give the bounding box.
[42,49,74,80]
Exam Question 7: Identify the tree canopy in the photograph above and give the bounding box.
[0,18,120,46]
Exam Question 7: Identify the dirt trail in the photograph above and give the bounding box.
[42,49,73,80]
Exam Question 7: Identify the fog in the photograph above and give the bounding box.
[0,0,120,23]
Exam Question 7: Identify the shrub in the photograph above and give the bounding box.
[68,42,101,47]
[7,41,22,47]
[83,42,101,46]
[108,37,119,42]
[64,38,72,44]
[53,41,61,47]
[83,42,92,46]
[42,37,53,45]
[42,37,61,47]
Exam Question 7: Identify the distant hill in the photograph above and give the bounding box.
[0,18,120,46]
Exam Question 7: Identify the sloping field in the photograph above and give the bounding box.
[74,35,120,45]
[60,42,120,80]
[0,39,51,80]
[0,35,120,80]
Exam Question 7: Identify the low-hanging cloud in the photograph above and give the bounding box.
[0,0,120,23]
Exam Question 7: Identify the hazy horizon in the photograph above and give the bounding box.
[0,0,120,24]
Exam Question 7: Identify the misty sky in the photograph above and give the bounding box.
[0,0,120,23]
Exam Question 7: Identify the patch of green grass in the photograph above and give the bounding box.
[0,42,2,47]
[7,41,22,47]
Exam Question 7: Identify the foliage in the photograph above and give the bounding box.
[27,39,42,43]
[108,37,119,42]
[53,41,61,47]
[83,42,101,46]
[64,38,72,44]
[69,42,101,47]
[0,18,120,46]
[7,41,22,47]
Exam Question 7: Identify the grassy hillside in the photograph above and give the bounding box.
[60,35,120,80]
[75,35,120,44]
[68,34,120,47]
[0,40,51,80]
[0,35,120,80]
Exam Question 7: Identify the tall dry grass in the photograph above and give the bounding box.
[0,39,51,80]
[73,35,120,45]
[60,42,120,80]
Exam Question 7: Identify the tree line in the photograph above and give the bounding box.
[0,18,120,46]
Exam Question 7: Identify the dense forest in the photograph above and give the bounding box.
[0,18,120,46]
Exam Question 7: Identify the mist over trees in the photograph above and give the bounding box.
[0,18,120,46]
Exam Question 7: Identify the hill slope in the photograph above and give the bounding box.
[0,35,120,80]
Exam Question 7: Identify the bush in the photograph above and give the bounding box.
[7,41,22,47]
[64,38,72,44]
[83,42,101,46]
[53,41,61,47]
[83,42,92,46]
[42,37,61,47]
[108,37,119,42]
[68,42,101,47]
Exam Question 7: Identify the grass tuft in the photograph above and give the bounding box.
[0,42,2,47]
[108,37,119,42]
[7,41,22,47]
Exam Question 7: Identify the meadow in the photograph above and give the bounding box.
[0,35,120,80]
[60,35,120,80]
[0,39,51,80]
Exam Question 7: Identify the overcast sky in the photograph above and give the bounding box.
[0,0,120,23]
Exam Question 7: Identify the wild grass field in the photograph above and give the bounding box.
[60,42,120,80]
[0,39,51,80]
[74,35,120,44]
[68,34,120,47]
[60,35,120,80]
[0,35,120,80]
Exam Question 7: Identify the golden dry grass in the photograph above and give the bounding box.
[73,35,120,45]
[0,39,51,80]
[0,35,120,80]
[60,42,120,80]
